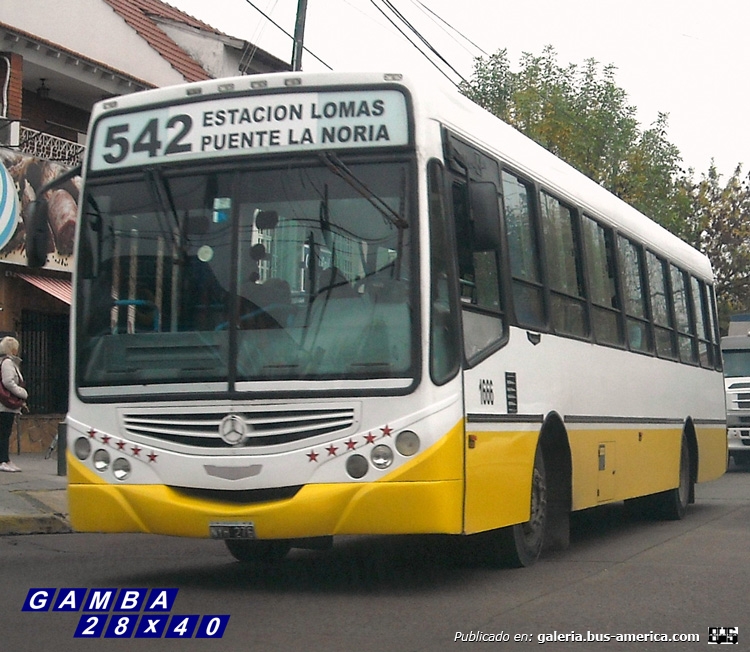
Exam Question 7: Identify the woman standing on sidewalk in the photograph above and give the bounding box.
[0,336,27,473]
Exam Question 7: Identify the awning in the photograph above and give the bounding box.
[16,273,72,305]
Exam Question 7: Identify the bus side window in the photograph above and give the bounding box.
[671,265,697,364]
[501,171,545,329]
[540,191,587,338]
[582,215,623,346]
[618,235,652,353]
[706,284,722,370]
[646,251,677,360]
[691,277,713,368]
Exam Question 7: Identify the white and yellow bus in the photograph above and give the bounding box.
[43,71,726,566]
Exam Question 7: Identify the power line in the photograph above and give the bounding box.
[380,0,468,83]
[242,0,332,70]
[369,0,466,88]
[409,0,488,58]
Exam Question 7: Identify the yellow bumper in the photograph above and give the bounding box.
[67,420,466,539]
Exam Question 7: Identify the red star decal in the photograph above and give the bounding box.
[147,452,158,463]
[116,441,126,450]
[101,435,111,445]
[131,446,142,457]
[364,432,376,444]
[307,450,319,462]
[345,438,357,450]
[88,428,97,439]
[381,425,393,437]
[326,444,338,456]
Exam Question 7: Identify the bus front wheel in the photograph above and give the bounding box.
[473,448,548,568]
[224,539,291,564]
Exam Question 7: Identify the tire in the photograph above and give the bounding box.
[224,539,291,564]
[473,448,548,568]
[643,434,691,520]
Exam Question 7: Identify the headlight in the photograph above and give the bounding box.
[371,444,394,469]
[93,449,110,472]
[346,454,369,479]
[74,437,92,461]
[395,430,420,456]
[112,457,131,481]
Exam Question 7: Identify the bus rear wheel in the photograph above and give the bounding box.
[474,449,548,568]
[224,539,291,564]
[639,434,692,520]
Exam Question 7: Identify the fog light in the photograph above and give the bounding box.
[346,454,368,479]
[371,444,393,469]
[74,437,91,461]
[112,457,131,481]
[396,430,420,456]
[93,449,110,472]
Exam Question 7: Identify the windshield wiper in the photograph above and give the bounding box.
[320,153,409,231]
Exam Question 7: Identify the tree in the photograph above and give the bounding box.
[460,47,686,233]
[682,165,750,328]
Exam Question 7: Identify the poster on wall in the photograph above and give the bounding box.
[0,148,79,272]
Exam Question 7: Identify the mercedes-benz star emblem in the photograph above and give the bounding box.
[219,414,249,446]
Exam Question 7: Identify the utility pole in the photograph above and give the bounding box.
[291,0,308,71]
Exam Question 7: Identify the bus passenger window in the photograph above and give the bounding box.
[502,171,545,329]
[691,277,713,368]
[583,216,623,346]
[671,265,697,364]
[618,236,652,353]
[540,191,587,337]
[646,252,677,359]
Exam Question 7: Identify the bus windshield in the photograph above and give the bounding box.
[723,348,750,378]
[75,158,414,390]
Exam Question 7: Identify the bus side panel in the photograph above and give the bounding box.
[568,425,682,511]
[695,423,728,482]
[463,424,539,535]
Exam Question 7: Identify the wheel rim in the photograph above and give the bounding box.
[522,466,547,545]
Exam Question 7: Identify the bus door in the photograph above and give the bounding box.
[442,131,520,533]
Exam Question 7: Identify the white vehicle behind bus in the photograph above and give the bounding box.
[722,316,750,466]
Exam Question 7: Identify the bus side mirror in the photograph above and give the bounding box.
[25,198,50,268]
[469,181,501,249]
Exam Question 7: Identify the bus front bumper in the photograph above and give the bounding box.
[67,457,464,539]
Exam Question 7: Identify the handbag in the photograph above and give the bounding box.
[0,358,25,410]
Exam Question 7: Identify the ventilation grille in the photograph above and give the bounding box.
[122,406,356,449]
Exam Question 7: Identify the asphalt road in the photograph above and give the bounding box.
[3,462,750,651]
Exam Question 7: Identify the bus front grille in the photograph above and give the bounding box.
[121,406,357,449]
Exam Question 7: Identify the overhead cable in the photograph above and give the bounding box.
[242,0,333,70]
[369,0,464,88]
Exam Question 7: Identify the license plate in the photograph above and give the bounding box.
[209,522,256,540]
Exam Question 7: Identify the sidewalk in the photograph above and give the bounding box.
[0,453,71,535]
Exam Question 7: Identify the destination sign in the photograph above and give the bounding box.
[89,89,410,171]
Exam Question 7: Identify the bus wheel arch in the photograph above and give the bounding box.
[635,422,696,520]
[472,412,572,568]
[683,418,698,504]
[538,411,572,552]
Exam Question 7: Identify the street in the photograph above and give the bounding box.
[3,462,750,651]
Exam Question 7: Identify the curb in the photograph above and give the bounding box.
[0,514,71,536]
[0,489,72,536]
